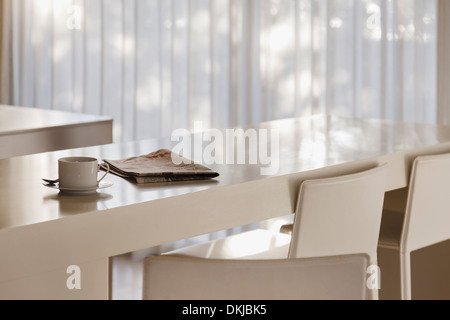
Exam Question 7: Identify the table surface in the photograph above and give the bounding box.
[0,105,114,159]
[2,114,450,232]
[0,105,112,136]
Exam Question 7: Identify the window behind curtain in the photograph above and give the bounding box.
[1,0,438,142]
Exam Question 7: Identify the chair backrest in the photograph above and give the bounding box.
[289,164,388,267]
[401,153,450,253]
[142,254,370,300]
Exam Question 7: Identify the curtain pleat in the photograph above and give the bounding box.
[0,0,12,104]
[0,0,439,143]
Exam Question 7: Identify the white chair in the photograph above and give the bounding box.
[163,164,388,299]
[378,153,450,300]
[142,254,370,300]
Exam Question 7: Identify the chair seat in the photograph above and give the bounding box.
[378,209,405,247]
[163,229,292,260]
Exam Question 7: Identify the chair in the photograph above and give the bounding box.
[378,153,450,300]
[162,164,388,299]
[142,254,370,300]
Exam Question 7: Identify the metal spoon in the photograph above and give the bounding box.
[42,178,59,185]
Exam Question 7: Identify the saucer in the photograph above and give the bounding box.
[43,180,113,194]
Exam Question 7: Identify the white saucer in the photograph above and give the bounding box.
[43,181,113,194]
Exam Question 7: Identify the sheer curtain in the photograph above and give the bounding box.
[0,0,438,143]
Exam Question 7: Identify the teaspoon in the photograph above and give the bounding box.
[42,178,59,185]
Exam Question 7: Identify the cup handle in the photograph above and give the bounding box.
[98,162,110,184]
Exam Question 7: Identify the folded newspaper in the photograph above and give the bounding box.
[103,149,219,184]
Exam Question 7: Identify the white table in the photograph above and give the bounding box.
[0,105,113,158]
[1,115,450,299]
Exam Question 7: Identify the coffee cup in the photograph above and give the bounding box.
[58,157,110,189]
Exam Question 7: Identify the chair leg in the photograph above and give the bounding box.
[400,252,412,300]
[368,284,380,300]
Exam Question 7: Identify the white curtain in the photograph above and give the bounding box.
[0,0,438,143]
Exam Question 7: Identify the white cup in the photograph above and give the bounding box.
[58,157,110,189]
